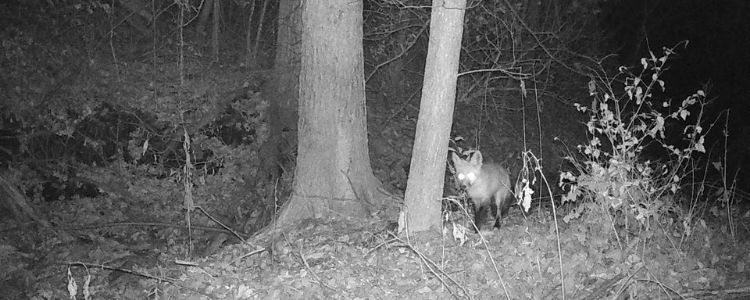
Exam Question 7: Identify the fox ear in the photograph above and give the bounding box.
[451,152,461,164]
[470,151,483,165]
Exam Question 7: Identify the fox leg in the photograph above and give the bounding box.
[493,193,512,228]
[474,201,496,231]
[489,197,502,229]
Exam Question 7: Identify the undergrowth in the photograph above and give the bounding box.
[558,44,722,246]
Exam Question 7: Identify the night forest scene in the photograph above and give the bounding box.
[1,0,749,299]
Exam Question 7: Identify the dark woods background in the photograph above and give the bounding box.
[603,0,750,181]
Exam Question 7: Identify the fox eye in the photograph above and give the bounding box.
[466,173,477,182]
[457,174,466,180]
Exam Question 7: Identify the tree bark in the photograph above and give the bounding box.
[404,0,466,233]
[276,0,384,225]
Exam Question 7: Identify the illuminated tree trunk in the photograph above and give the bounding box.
[404,0,466,233]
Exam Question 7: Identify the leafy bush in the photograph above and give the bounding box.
[559,45,708,234]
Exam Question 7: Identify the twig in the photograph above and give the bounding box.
[364,24,428,83]
[387,233,470,300]
[233,247,268,263]
[62,221,247,238]
[282,233,337,292]
[65,261,218,300]
[195,206,247,243]
[580,273,625,300]
[447,196,511,300]
[501,0,587,77]
[680,286,750,299]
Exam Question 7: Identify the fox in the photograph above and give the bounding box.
[451,150,513,231]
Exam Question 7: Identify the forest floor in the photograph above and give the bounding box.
[2,192,749,299]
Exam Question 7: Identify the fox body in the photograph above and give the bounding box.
[451,151,513,231]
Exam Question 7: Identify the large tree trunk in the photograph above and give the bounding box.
[404,0,466,233]
[276,0,384,224]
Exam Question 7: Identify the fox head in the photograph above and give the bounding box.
[451,151,484,188]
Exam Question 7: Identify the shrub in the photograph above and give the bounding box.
[559,44,708,235]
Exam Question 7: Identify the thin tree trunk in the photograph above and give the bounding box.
[244,0,257,68]
[404,0,466,233]
[211,0,220,62]
[196,0,213,38]
[251,0,269,68]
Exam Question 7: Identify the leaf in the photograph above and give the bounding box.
[83,273,91,300]
[574,103,587,112]
[142,138,149,156]
[679,108,689,120]
[635,86,643,104]
[648,115,665,138]
[694,136,705,153]
[67,268,78,299]
[452,223,467,246]
[397,210,406,234]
